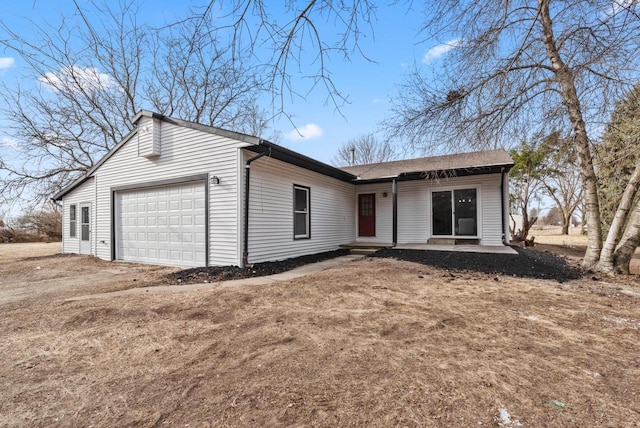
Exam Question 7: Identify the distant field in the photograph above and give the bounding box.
[529,226,587,247]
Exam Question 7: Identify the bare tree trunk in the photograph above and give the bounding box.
[538,0,602,268]
[596,163,640,273]
[613,199,640,274]
[561,218,570,235]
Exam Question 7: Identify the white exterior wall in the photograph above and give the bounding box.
[354,183,394,243]
[479,173,506,246]
[60,114,509,267]
[355,173,505,246]
[67,116,250,266]
[244,151,356,263]
[397,180,430,243]
[61,177,96,254]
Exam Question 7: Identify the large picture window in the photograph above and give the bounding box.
[69,204,77,238]
[293,185,310,239]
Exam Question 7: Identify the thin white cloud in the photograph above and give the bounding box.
[285,123,324,141]
[39,65,115,93]
[608,0,635,15]
[422,38,463,63]
[1,137,20,150]
[0,57,15,69]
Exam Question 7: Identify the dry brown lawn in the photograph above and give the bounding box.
[532,227,588,247]
[1,243,639,427]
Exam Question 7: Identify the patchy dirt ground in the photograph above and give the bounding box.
[1,243,640,426]
[0,243,177,304]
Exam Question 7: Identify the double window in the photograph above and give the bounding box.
[69,204,77,237]
[293,185,310,239]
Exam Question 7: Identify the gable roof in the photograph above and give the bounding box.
[52,111,357,200]
[53,111,513,200]
[340,149,514,182]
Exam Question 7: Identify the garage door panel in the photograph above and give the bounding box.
[116,181,206,267]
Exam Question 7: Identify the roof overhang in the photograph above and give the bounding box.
[245,141,357,183]
[351,164,514,184]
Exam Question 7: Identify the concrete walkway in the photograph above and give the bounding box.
[66,254,364,301]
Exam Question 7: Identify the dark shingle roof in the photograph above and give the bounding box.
[339,149,513,180]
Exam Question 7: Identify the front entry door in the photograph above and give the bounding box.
[79,204,91,255]
[358,193,376,237]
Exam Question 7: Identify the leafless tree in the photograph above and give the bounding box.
[386,1,640,273]
[331,134,396,166]
[544,206,562,227]
[147,11,267,134]
[540,132,583,235]
[0,0,269,207]
[545,168,582,235]
[195,1,377,113]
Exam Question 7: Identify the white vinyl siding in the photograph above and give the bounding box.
[479,174,505,246]
[355,174,505,246]
[419,174,503,245]
[86,117,249,266]
[62,177,95,255]
[59,113,509,266]
[397,181,430,243]
[293,185,310,239]
[353,183,394,243]
[244,152,355,264]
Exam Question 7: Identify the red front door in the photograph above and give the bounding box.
[358,193,376,237]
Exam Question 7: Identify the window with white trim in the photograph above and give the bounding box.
[69,204,77,238]
[293,185,310,239]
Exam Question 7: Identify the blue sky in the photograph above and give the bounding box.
[0,1,459,166]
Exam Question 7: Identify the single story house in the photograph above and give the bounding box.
[53,111,514,268]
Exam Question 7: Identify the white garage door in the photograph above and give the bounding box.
[116,181,206,267]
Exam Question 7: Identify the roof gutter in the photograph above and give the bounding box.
[242,146,271,267]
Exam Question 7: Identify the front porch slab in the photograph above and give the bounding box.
[342,242,517,255]
[394,243,518,255]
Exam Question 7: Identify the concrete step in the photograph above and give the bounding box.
[427,238,480,245]
[349,248,380,255]
[427,238,456,245]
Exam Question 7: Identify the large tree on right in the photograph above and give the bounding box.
[596,83,640,274]
[389,0,640,273]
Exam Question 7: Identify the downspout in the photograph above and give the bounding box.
[392,176,398,247]
[500,167,508,245]
[242,147,270,267]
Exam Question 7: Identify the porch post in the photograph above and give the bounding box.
[392,178,398,247]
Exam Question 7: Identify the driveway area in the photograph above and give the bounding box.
[0,243,177,305]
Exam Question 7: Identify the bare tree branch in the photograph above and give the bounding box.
[0,0,271,207]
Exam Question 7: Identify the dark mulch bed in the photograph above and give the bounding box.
[370,246,584,283]
[165,249,350,284]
